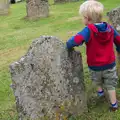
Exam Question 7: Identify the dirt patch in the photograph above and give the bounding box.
[67,16,81,22]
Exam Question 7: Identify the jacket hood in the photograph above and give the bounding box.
[88,22,113,43]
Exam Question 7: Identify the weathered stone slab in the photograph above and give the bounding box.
[107,7,120,78]
[26,0,49,19]
[10,36,87,120]
[107,7,120,32]
[0,0,10,15]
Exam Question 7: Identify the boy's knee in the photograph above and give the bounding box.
[103,66,118,90]
[104,78,118,90]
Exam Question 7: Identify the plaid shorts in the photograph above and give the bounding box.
[89,66,118,90]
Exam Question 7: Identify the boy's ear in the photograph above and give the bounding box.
[84,16,91,21]
[87,17,91,21]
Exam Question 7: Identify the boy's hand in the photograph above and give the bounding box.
[67,48,80,59]
[67,48,75,57]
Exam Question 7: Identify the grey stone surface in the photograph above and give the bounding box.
[0,0,9,15]
[26,0,49,19]
[10,36,87,120]
[107,7,120,32]
[107,7,120,78]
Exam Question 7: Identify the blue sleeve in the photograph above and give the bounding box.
[114,28,119,37]
[77,26,90,42]
[66,27,90,49]
[66,36,79,49]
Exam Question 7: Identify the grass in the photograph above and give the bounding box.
[0,0,120,119]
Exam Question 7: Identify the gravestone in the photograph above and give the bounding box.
[26,0,49,19]
[107,7,120,32]
[10,36,87,120]
[107,7,120,78]
[0,0,9,15]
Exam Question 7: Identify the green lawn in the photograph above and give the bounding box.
[0,0,120,119]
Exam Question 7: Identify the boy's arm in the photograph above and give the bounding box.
[66,27,90,49]
[113,29,120,54]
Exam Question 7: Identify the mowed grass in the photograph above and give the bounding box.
[0,0,120,119]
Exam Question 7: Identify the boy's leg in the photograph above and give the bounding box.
[108,90,117,105]
[103,66,118,111]
[90,70,104,96]
[97,86,104,97]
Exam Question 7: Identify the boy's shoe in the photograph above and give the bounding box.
[109,107,118,112]
[110,102,118,112]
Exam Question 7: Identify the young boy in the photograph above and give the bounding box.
[66,1,120,111]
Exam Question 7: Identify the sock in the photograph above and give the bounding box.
[97,90,104,97]
[111,102,118,108]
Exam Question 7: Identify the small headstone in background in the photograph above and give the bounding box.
[0,0,10,15]
[26,0,49,20]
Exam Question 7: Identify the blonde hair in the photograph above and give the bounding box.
[79,1,104,23]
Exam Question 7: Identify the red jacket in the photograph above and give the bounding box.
[66,22,120,71]
[87,24,115,67]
